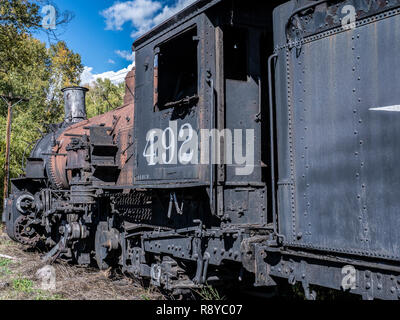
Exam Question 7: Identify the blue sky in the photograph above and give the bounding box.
[36,0,196,84]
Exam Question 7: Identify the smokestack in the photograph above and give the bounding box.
[62,86,88,124]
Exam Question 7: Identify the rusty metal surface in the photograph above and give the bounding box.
[49,70,135,189]
[286,0,400,42]
[123,68,135,107]
[50,105,134,188]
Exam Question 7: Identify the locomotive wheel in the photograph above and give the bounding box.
[13,215,40,246]
[95,222,120,270]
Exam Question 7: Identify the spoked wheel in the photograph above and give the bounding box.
[95,222,120,270]
[14,215,40,246]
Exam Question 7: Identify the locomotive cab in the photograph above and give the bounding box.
[132,0,282,228]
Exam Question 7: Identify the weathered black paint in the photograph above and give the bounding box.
[3,0,400,300]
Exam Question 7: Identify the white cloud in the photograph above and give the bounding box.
[102,0,161,36]
[80,62,135,86]
[84,1,196,87]
[102,0,196,38]
[115,50,135,62]
[152,0,196,27]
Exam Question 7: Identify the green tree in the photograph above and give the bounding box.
[86,78,125,118]
[0,0,41,76]
[0,0,73,74]
[0,0,41,31]
[0,0,82,203]
[46,41,83,122]
[0,36,83,193]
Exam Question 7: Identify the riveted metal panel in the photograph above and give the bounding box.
[276,6,400,261]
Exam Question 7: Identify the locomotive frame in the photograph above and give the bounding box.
[4,0,400,300]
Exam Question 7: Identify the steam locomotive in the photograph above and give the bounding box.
[4,0,400,300]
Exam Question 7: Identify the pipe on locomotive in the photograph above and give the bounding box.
[61,86,89,124]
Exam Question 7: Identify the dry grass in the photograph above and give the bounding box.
[0,226,163,300]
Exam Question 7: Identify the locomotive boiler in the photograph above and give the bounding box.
[4,81,136,264]
[4,0,400,300]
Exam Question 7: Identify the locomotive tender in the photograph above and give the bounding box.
[4,0,400,300]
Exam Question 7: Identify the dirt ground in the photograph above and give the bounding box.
[0,226,163,300]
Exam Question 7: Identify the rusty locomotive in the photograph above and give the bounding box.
[4,0,400,300]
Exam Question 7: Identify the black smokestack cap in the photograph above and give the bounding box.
[61,86,89,124]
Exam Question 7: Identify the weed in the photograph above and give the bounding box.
[0,258,13,277]
[12,278,34,293]
[197,284,225,300]
[0,258,12,267]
